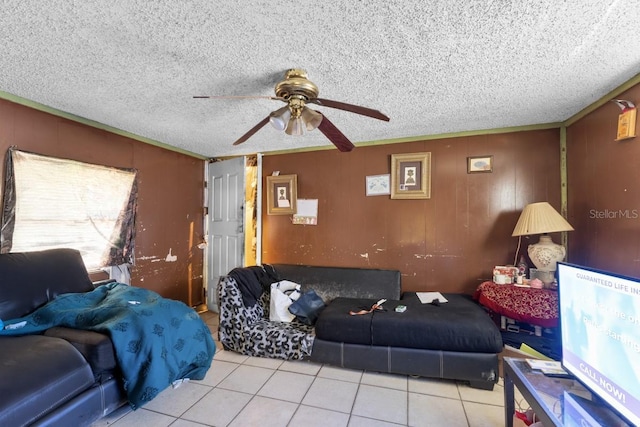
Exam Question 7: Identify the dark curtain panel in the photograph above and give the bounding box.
[0,147,16,254]
[108,178,138,266]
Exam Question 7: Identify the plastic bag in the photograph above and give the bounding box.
[269,280,301,322]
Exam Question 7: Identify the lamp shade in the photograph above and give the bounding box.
[512,202,574,236]
[301,107,323,131]
[269,106,291,131]
[285,116,304,136]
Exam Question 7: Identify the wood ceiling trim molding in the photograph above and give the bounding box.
[0,90,207,160]
[563,72,640,127]
[262,122,563,156]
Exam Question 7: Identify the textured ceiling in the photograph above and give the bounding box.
[2,1,640,158]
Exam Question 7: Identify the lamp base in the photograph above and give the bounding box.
[527,235,565,285]
[528,235,565,270]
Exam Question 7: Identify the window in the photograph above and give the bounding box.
[1,149,137,270]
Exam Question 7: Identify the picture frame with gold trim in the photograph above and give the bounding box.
[467,155,493,173]
[266,174,297,215]
[390,152,431,199]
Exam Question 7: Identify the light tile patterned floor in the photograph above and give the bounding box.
[92,311,513,427]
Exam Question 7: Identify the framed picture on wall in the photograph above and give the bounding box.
[467,155,493,173]
[390,152,431,199]
[266,174,297,215]
[366,174,391,196]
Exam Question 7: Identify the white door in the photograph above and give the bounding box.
[206,157,245,312]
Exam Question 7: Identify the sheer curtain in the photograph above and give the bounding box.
[1,148,137,270]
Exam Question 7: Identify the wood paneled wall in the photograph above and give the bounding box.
[0,99,205,304]
[262,129,561,294]
[566,82,640,277]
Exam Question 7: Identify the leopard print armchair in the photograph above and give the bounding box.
[217,275,315,360]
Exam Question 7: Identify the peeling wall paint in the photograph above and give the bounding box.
[165,248,178,262]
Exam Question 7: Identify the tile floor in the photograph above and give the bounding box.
[92,311,526,427]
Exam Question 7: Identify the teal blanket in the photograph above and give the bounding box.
[0,282,216,409]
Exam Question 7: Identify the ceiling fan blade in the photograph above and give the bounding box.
[309,98,390,122]
[316,113,355,152]
[193,95,283,101]
[232,116,270,146]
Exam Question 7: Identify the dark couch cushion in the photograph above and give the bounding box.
[315,293,503,353]
[372,293,503,352]
[44,327,118,380]
[272,264,401,303]
[0,248,93,319]
[0,335,95,427]
[314,297,384,345]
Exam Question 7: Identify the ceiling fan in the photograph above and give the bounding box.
[194,69,390,152]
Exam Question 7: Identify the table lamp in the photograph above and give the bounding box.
[512,202,574,284]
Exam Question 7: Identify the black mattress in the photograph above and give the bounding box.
[315,292,503,353]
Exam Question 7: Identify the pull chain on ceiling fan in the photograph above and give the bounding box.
[194,69,390,152]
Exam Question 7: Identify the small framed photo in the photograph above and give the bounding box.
[390,152,431,199]
[366,174,390,196]
[266,174,297,215]
[467,155,493,173]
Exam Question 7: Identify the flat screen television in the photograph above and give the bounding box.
[557,262,640,426]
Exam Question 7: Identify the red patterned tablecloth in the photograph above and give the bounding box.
[474,281,558,328]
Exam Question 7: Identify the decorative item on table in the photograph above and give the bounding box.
[529,278,544,289]
[529,268,557,289]
[516,255,529,277]
[512,202,574,285]
[493,266,518,284]
[515,273,524,285]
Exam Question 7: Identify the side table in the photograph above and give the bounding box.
[474,281,559,333]
[503,357,630,426]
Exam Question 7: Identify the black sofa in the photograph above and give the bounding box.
[0,249,216,426]
[0,249,126,426]
[218,264,503,390]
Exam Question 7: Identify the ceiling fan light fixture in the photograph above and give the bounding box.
[301,107,323,131]
[268,106,291,131]
[285,117,305,136]
[197,68,388,150]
